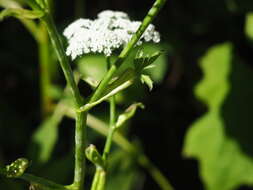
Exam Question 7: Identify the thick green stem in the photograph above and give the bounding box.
[65,107,174,190]
[42,13,87,190]
[88,0,167,104]
[73,112,87,189]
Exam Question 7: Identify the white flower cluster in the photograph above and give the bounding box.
[63,10,160,60]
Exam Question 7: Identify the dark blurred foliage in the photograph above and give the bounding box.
[1,0,253,190]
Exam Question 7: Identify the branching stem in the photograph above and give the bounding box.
[42,13,87,190]
[88,0,167,104]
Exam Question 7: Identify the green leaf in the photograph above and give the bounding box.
[134,51,162,73]
[140,74,153,91]
[140,43,169,83]
[0,8,44,21]
[115,103,144,128]
[29,103,66,163]
[245,13,253,40]
[183,43,253,190]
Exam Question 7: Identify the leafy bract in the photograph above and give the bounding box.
[183,43,253,190]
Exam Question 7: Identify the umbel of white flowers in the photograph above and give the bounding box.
[63,10,160,60]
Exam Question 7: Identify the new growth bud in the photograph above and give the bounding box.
[85,144,105,169]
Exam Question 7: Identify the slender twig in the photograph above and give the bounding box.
[102,57,117,161]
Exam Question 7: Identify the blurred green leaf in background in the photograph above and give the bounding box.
[183,43,253,190]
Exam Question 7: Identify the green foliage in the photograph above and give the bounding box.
[183,43,253,190]
[0,8,44,21]
[29,105,65,163]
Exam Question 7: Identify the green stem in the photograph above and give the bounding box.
[65,108,174,190]
[90,168,101,190]
[88,0,167,104]
[73,112,87,189]
[102,97,116,161]
[90,98,116,190]
[42,13,83,107]
[42,13,87,190]
[38,23,52,116]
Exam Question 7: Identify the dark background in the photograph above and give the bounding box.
[1,0,253,189]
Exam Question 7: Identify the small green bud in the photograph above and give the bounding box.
[6,158,29,178]
[85,145,105,169]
